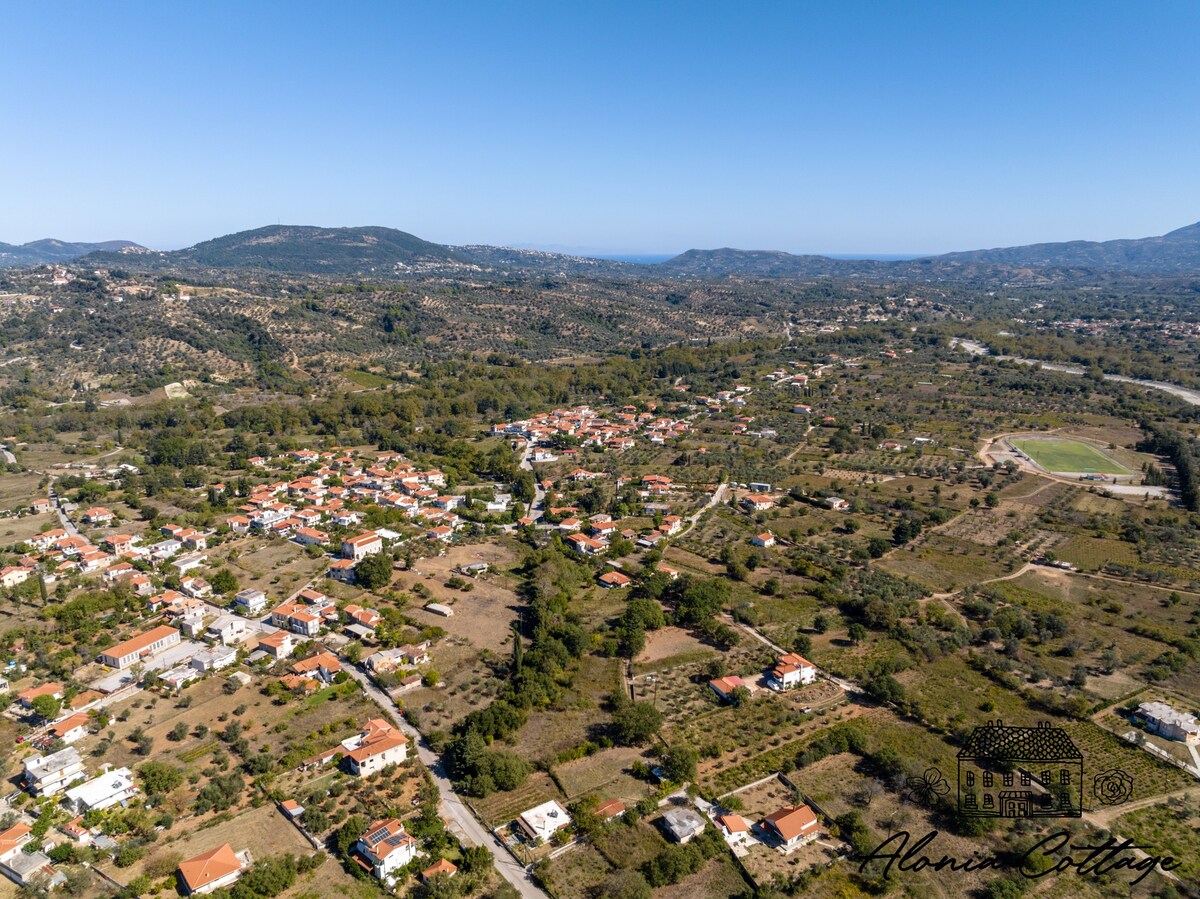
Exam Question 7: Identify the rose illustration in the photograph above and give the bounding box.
[1093,768,1134,805]
[905,767,950,807]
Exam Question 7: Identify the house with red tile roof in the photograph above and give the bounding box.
[422,859,458,882]
[354,818,417,881]
[342,719,409,776]
[768,653,816,691]
[761,804,819,849]
[598,570,632,589]
[177,843,251,895]
[708,675,747,702]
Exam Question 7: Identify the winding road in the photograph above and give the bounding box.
[952,338,1200,407]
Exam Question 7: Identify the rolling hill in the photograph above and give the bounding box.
[932,221,1200,272]
[9,219,1200,280]
[660,221,1200,278]
[0,238,143,266]
[82,225,470,275]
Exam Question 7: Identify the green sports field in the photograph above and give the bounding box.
[1010,438,1130,475]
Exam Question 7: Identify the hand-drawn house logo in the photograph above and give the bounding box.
[957,720,1083,818]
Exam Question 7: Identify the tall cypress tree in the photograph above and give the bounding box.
[511,624,523,674]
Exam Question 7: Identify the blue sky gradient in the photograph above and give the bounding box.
[2,1,1198,254]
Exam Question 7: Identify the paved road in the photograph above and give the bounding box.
[518,439,546,521]
[46,479,80,537]
[953,339,1200,408]
[340,663,550,899]
[677,482,728,538]
[37,446,125,537]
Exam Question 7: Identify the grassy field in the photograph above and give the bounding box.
[879,535,1013,591]
[1054,535,1139,570]
[341,368,394,388]
[1011,438,1130,475]
[1113,796,1200,884]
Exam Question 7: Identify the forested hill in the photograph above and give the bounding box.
[658,221,1200,278]
[932,221,1200,273]
[0,238,142,266]
[18,218,1200,280]
[83,225,471,275]
[657,248,892,278]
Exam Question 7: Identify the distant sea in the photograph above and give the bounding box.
[591,252,926,264]
[589,253,676,264]
[825,253,925,261]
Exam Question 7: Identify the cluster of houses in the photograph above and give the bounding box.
[559,508,682,560]
[227,451,470,546]
[0,746,141,888]
[492,404,695,449]
[276,722,453,887]
[713,802,821,852]
[540,474,691,565]
[10,521,213,596]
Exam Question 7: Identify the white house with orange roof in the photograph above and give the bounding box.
[0,566,31,589]
[256,630,296,660]
[565,533,605,556]
[98,625,180,669]
[81,506,114,524]
[342,719,409,775]
[742,494,774,512]
[341,531,383,561]
[47,712,91,745]
[354,818,417,881]
[768,653,817,691]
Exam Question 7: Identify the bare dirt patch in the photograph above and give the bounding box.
[633,626,716,672]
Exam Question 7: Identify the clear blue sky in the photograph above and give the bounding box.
[2,1,1198,255]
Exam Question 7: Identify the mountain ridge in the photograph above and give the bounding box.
[6,219,1200,279]
[931,220,1200,272]
[0,238,143,266]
